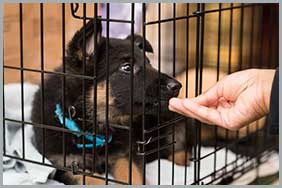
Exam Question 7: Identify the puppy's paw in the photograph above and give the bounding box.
[112,157,143,185]
[74,174,105,185]
[168,151,191,166]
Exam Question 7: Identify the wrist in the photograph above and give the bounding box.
[259,69,276,114]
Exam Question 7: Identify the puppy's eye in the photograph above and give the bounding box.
[120,63,131,73]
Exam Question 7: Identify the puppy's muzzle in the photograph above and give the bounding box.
[166,80,182,97]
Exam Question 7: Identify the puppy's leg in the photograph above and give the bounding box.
[111,157,143,185]
[55,170,105,185]
[51,153,106,185]
[168,151,191,166]
[74,174,106,185]
[54,170,80,185]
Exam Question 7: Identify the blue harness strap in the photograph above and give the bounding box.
[55,104,112,149]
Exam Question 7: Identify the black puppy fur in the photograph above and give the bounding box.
[31,19,182,184]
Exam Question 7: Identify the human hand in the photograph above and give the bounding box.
[169,69,275,130]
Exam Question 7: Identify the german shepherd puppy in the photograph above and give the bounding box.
[31,18,182,184]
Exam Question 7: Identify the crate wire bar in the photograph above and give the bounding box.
[2,3,278,185]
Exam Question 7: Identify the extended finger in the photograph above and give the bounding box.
[182,99,226,128]
[169,98,213,124]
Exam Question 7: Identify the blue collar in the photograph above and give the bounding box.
[55,104,112,149]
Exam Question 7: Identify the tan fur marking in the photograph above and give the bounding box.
[94,81,115,106]
[168,151,191,166]
[200,125,215,141]
[88,81,115,122]
[88,82,131,125]
[112,158,143,185]
[74,174,105,185]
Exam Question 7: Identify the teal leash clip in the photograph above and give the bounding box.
[55,104,112,149]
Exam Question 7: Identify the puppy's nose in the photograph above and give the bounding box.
[167,80,182,93]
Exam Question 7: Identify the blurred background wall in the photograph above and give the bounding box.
[3,3,278,84]
[145,3,278,75]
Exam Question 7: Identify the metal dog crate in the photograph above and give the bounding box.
[3,3,279,185]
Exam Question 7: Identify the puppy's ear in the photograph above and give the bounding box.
[126,35,154,53]
[67,18,102,59]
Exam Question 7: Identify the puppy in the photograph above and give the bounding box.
[31,18,181,184]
